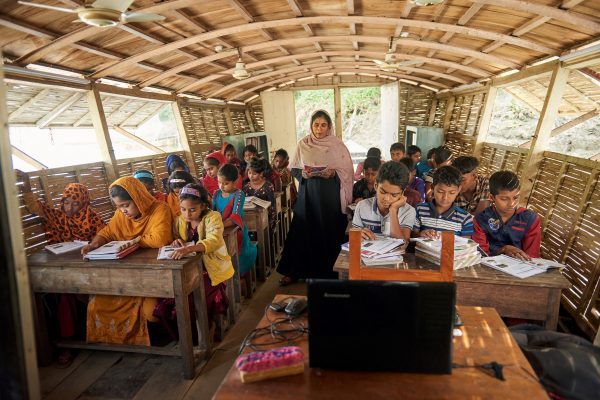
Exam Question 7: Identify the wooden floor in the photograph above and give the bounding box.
[39,273,306,400]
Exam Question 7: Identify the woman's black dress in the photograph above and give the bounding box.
[277,169,347,279]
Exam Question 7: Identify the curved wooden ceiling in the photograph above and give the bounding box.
[0,0,598,100]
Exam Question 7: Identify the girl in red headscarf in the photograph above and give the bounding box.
[203,151,227,196]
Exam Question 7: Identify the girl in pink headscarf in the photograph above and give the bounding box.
[277,110,353,285]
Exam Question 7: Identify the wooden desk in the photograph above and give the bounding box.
[27,248,211,379]
[223,226,242,321]
[244,206,271,281]
[334,252,570,330]
[213,295,548,400]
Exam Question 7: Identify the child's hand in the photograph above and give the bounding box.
[81,244,98,256]
[501,245,532,261]
[389,194,407,210]
[319,168,336,179]
[172,239,186,248]
[361,228,376,240]
[170,247,190,260]
[420,230,440,239]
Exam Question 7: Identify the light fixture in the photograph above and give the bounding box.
[410,0,444,6]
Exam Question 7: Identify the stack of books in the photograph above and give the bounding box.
[45,240,88,254]
[243,196,271,210]
[481,255,565,279]
[412,236,481,270]
[341,236,405,266]
[84,237,140,260]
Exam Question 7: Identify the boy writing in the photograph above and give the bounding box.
[414,166,473,238]
[389,142,405,161]
[472,171,541,260]
[352,161,416,244]
[352,156,380,203]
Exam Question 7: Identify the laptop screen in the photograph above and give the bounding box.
[307,279,455,374]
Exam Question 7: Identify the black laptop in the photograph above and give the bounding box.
[307,279,455,374]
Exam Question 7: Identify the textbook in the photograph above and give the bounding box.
[412,236,480,270]
[157,242,197,260]
[341,236,405,258]
[245,196,271,209]
[416,249,481,270]
[361,253,404,266]
[481,255,565,279]
[84,237,140,260]
[45,240,88,255]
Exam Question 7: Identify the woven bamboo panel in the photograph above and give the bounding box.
[444,135,474,157]
[229,107,251,134]
[248,101,264,131]
[19,162,113,255]
[432,99,447,128]
[447,93,487,136]
[398,84,434,144]
[116,152,188,190]
[179,103,226,146]
[527,152,600,339]
[478,143,528,178]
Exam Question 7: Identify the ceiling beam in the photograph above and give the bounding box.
[230,68,449,101]
[36,92,83,128]
[8,89,50,122]
[391,1,414,52]
[112,126,166,154]
[11,145,48,169]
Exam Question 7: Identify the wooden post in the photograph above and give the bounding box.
[348,228,361,280]
[333,84,343,139]
[520,64,569,201]
[427,97,438,126]
[473,86,498,158]
[0,58,41,399]
[245,108,256,132]
[441,96,455,136]
[440,231,454,282]
[87,84,118,182]
[171,98,199,175]
[223,106,235,134]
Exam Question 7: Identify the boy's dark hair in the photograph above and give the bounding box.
[452,156,480,174]
[110,185,132,201]
[224,143,235,153]
[168,170,196,193]
[376,161,409,189]
[274,148,289,160]
[248,157,268,175]
[366,147,382,159]
[179,183,210,207]
[407,145,421,156]
[133,169,154,186]
[204,156,220,167]
[398,157,415,172]
[390,142,405,153]
[243,144,258,155]
[218,163,239,182]
[432,166,462,188]
[426,148,436,159]
[433,146,452,165]
[363,156,381,172]
[489,171,520,195]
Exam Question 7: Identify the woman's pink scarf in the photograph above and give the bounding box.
[289,110,354,214]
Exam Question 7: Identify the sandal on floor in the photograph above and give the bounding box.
[279,276,297,286]
[56,349,74,369]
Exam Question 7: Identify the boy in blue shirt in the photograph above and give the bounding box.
[414,166,473,238]
[353,161,416,244]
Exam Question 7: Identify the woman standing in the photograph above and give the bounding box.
[277,110,353,284]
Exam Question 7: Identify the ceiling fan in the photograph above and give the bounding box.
[17,0,165,27]
[410,0,445,6]
[373,37,422,72]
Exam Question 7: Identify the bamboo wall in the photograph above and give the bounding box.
[447,92,487,136]
[398,84,435,144]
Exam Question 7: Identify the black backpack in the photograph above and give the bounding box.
[510,324,600,400]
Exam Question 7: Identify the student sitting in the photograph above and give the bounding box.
[221,142,242,170]
[272,148,297,207]
[451,156,490,215]
[240,144,258,183]
[352,156,380,203]
[82,177,173,345]
[17,170,105,365]
[265,160,283,193]
[166,170,196,216]
[415,147,435,179]
[352,161,416,245]
[243,157,277,230]
[161,154,192,192]
[390,142,405,162]
[134,169,167,202]
[397,157,424,207]
[212,164,257,277]
[472,171,541,260]
[424,146,453,201]
[407,145,423,171]
[162,184,234,337]
[414,166,473,238]
[202,151,226,196]
[354,147,383,181]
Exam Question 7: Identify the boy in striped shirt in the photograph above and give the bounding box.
[413,166,474,238]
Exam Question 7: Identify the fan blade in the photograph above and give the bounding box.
[123,12,166,23]
[373,60,385,66]
[92,0,134,12]
[17,1,77,13]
